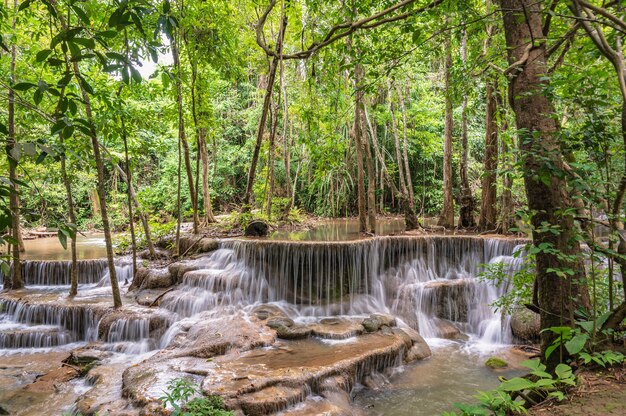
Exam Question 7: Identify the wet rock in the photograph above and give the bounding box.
[485,357,508,369]
[168,261,202,284]
[236,385,306,415]
[245,220,269,237]
[371,313,396,328]
[403,328,432,362]
[432,318,466,340]
[138,248,169,260]
[169,313,275,358]
[66,348,111,366]
[96,310,169,341]
[197,238,219,253]
[511,307,540,341]
[275,324,312,340]
[310,319,364,339]
[267,317,294,329]
[137,267,174,289]
[252,304,289,321]
[423,279,473,322]
[362,317,382,333]
[24,366,79,393]
[135,288,171,306]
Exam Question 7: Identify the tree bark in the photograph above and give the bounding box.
[458,25,476,228]
[6,0,22,290]
[438,25,455,228]
[479,80,499,230]
[353,63,368,233]
[500,0,590,369]
[172,34,199,233]
[244,8,287,210]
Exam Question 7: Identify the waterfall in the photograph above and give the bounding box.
[0,259,133,286]
[160,236,527,345]
[1,235,527,355]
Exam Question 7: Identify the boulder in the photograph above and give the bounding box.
[511,307,540,341]
[133,267,173,290]
[267,317,294,329]
[485,357,508,369]
[245,220,269,237]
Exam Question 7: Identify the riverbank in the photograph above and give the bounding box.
[529,364,626,416]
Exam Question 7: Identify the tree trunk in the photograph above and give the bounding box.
[353,63,368,233]
[365,106,419,230]
[72,62,122,308]
[438,25,455,228]
[244,9,287,210]
[6,0,22,290]
[362,103,377,233]
[500,0,590,369]
[280,59,294,217]
[458,25,476,228]
[396,85,415,209]
[479,79,499,230]
[172,34,199,233]
[388,81,407,195]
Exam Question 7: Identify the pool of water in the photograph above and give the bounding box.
[355,341,528,415]
[18,234,108,260]
[269,218,408,241]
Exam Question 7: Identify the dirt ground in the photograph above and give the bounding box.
[530,365,626,416]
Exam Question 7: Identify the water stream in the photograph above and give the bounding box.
[0,220,530,415]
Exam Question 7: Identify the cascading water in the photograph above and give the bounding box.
[159,236,527,347]
[0,260,133,353]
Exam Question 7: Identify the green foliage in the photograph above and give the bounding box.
[159,378,233,416]
[543,313,626,368]
[444,359,576,416]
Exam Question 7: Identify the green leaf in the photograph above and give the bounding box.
[18,0,32,12]
[33,88,43,105]
[565,333,588,355]
[72,5,90,25]
[58,230,67,250]
[13,82,37,91]
[36,49,52,62]
[499,377,535,392]
[555,364,573,379]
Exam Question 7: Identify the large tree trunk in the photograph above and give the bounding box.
[500,0,590,369]
[478,79,499,230]
[458,26,476,228]
[266,95,280,218]
[172,35,199,233]
[438,25,455,228]
[280,59,294,217]
[244,10,287,210]
[6,0,22,290]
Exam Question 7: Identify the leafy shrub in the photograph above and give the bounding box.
[159,378,233,416]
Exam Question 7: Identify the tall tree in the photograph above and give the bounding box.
[500,0,590,369]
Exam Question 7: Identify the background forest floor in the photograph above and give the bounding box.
[529,364,626,416]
